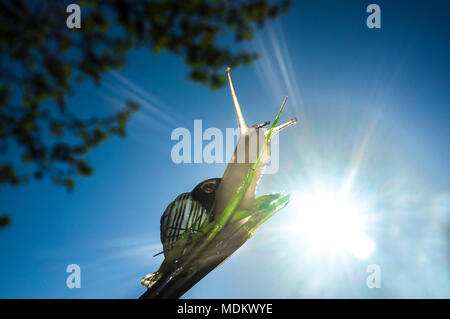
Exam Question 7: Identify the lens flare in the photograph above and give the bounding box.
[287,189,375,260]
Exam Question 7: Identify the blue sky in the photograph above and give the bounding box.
[0,0,449,298]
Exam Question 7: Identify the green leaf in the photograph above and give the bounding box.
[76,160,93,176]
[65,178,76,190]
[50,122,63,137]
[0,215,12,229]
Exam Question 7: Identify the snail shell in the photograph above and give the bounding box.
[160,178,220,255]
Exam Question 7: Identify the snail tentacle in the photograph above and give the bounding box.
[226,67,248,134]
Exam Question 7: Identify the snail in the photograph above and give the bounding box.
[150,67,297,260]
[141,67,297,290]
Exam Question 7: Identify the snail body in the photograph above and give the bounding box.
[157,67,296,257]
[141,67,297,292]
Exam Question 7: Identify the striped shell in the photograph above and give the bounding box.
[160,193,210,255]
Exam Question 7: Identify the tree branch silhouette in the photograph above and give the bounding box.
[0,0,291,224]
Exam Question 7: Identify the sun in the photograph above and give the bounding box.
[287,188,375,260]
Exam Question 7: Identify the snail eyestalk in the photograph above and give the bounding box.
[270,117,298,136]
[253,121,270,129]
[226,67,248,133]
